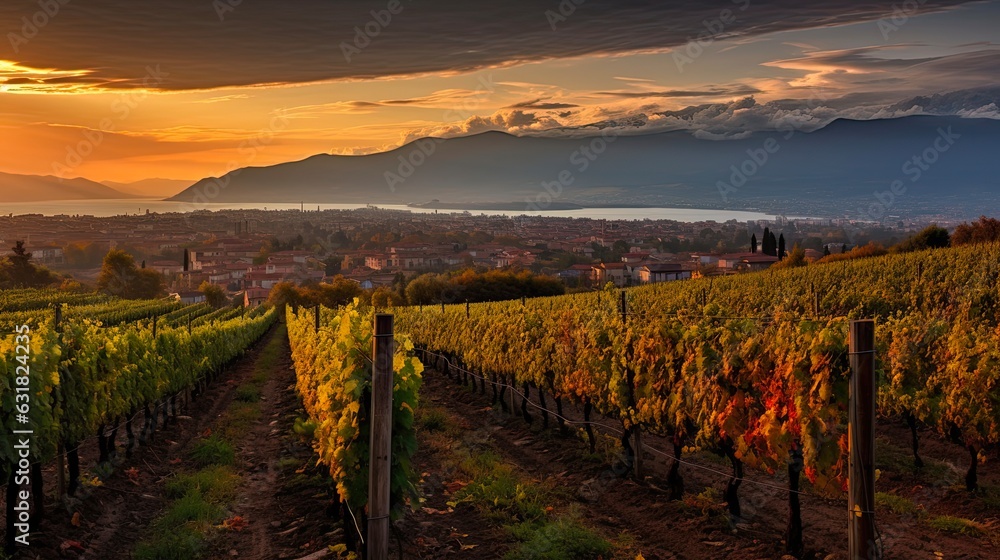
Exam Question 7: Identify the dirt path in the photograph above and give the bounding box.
[23,323,338,560]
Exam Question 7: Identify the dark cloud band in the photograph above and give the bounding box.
[0,0,975,90]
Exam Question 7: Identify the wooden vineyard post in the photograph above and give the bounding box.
[54,304,66,499]
[368,314,394,560]
[849,319,879,560]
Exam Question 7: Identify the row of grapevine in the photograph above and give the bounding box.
[397,298,850,492]
[285,303,422,551]
[0,297,185,332]
[0,289,109,313]
[0,305,278,479]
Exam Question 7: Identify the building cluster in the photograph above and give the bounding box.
[0,206,909,299]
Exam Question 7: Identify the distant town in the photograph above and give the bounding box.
[0,206,950,304]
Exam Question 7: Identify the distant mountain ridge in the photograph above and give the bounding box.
[102,178,192,198]
[168,115,1000,217]
[0,172,135,203]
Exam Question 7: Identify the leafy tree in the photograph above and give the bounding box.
[307,276,364,308]
[64,242,106,268]
[199,281,229,308]
[772,244,807,270]
[97,249,165,299]
[891,225,950,253]
[952,216,1000,246]
[371,286,405,309]
[1,241,56,288]
[405,273,449,306]
[267,282,302,308]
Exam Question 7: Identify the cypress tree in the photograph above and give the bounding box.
[751,234,758,254]
[778,234,786,260]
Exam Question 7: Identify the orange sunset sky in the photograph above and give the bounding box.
[0,0,998,188]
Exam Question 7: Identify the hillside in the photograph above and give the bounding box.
[0,172,135,203]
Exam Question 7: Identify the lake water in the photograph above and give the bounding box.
[0,199,786,223]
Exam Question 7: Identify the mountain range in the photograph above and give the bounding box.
[0,173,136,203]
[168,115,1000,218]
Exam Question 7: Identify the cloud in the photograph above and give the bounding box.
[0,0,978,91]
[507,98,579,110]
[958,103,1000,119]
[394,83,1000,144]
[401,109,563,143]
[595,86,761,99]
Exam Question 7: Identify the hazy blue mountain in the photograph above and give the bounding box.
[169,116,1000,217]
[0,172,135,203]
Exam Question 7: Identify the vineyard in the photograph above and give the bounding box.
[2,243,1000,558]
[0,291,277,554]
[386,242,1000,557]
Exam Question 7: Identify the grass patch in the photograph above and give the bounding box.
[136,466,237,560]
[448,449,613,559]
[234,385,261,403]
[417,407,450,432]
[135,525,205,560]
[189,435,235,467]
[451,451,547,525]
[926,515,985,535]
[218,402,262,441]
[158,491,225,527]
[165,466,239,503]
[505,516,612,560]
[875,492,918,516]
